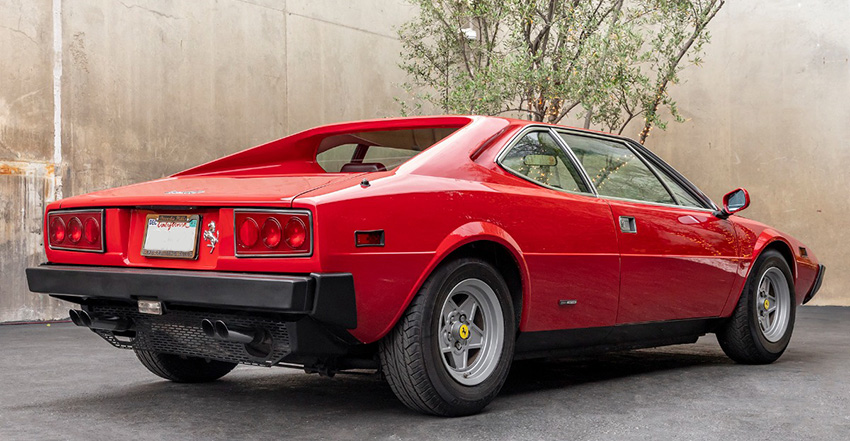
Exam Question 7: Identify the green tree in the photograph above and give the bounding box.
[397,0,725,144]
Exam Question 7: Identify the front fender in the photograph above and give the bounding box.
[720,225,814,317]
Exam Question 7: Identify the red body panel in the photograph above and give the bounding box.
[41,116,822,344]
[607,200,740,323]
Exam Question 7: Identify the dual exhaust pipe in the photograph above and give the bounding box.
[201,319,273,358]
[69,309,133,332]
[68,309,272,359]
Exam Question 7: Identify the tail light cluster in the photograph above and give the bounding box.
[234,210,312,257]
[47,210,104,252]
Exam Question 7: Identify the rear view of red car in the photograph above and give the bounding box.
[28,116,825,416]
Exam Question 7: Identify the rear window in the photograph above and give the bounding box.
[316,128,457,172]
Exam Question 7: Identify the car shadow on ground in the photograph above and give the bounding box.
[501,347,733,397]
[19,345,739,423]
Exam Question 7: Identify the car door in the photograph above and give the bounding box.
[497,129,621,332]
[557,131,739,324]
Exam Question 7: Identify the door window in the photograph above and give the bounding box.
[500,131,589,193]
[651,165,706,208]
[558,133,674,204]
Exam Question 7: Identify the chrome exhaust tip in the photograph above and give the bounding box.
[201,319,216,338]
[69,309,131,332]
[213,320,256,344]
[68,309,92,327]
[201,319,273,359]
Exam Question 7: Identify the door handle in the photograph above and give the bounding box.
[619,216,637,233]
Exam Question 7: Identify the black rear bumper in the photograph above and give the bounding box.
[803,264,826,305]
[27,264,361,367]
[26,264,357,329]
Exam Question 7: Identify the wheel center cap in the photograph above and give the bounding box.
[452,322,470,341]
[764,299,770,310]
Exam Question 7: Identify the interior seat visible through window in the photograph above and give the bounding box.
[339,163,387,173]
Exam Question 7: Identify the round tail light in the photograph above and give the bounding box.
[262,218,282,248]
[50,217,66,243]
[284,217,306,249]
[238,217,260,248]
[84,218,100,244]
[67,217,83,244]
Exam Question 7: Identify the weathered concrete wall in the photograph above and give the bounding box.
[0,0,415,321]
[0,0,68,321]
[634,0,849,305]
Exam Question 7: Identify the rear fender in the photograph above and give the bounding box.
[374,221,530,340]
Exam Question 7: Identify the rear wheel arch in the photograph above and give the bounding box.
[374,222,529,343]
[441,240,524,329]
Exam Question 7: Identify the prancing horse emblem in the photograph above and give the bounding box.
[203,221,219,254]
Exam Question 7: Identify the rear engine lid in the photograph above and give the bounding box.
[55,174,357,209]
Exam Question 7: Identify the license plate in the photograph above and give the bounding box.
[141,214,200,259]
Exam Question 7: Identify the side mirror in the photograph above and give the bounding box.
[715,188,750,219]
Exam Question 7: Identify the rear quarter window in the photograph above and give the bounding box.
[315,128,457,173]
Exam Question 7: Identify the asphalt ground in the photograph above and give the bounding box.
[1,306,847,440]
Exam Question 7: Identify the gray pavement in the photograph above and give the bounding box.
[1,306,847,441]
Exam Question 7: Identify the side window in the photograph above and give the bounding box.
[500,131,589,193]
[558,133,674,204]
[651,165,705,208]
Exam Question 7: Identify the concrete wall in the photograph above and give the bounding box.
[0,0,415,321]
[0,0,64,321]
[632,0,848,306]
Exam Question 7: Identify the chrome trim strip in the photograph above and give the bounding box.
[597,195,717,212]
[233,208,314,258]
[492,124,718,212]
[552,128,716,211]
[548,127,599,195]
[494,125,596,197]
[624,139,718,211]
[47,208,106,253]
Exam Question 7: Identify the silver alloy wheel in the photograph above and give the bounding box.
[756,267,791,343]
[437,278,505,386]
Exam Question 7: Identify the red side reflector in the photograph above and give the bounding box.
[355,230,384,247]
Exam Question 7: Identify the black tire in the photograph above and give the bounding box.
[134,349,237,383]
[717,249,796,364]
[379,258,516,416]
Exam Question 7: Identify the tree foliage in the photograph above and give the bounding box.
[397,0,725,143]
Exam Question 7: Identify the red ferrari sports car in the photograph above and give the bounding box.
[28,116,824,416]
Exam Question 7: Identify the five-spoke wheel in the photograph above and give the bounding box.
[379,258,515,416]
[755,267,791,343]
[437,279,505,386]
[718,249,796,364]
